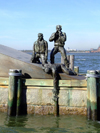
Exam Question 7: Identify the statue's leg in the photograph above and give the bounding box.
[40,54,45,66]
[31,54,37,63]
[50,47,58,64]
[59,47,69,68]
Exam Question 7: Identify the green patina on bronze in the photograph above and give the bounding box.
[49,25,69,68]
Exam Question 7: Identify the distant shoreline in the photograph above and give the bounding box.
[21,50,90,53]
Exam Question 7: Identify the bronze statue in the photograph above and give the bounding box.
[31,33,48,66]
[49,25,69,68]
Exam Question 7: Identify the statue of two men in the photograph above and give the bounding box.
[31,25,69,68]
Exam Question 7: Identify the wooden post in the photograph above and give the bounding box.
[87,70,97,121]
[8,69,18,116]
[87,70,91,120]
[8,69,22,116]
[69,55,74,70]
[74,66,79,75]
[96,70,100,121]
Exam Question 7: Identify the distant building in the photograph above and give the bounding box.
[90,46,100,53]
[66,47,77,52]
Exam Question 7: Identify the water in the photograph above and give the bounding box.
[28,52,100,74]
[1,52,100,132]
[0,112,100,133]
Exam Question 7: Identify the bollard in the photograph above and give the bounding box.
[8,69,22,116]
[74,66,79,75]
[87,70,97,121]
[69,55,74,70]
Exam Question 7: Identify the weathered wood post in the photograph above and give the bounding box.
[8,69,18,116]
[96,70,100,121]
[69,55,74,70]
[87,70,97,121]
[87,70,91,120]
[8,69,22,116]
[74,66,79,75]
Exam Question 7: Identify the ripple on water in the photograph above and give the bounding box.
[0,112,99,132]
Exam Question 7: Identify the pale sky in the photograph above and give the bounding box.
[0,0,100,50]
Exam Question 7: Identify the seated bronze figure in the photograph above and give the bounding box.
[31,33,48,66]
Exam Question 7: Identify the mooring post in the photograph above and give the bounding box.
[87,70,97,121]
[96,70,100,121]
[16,69,22,116]
[74,66,79,75]
[8,69,22,116]
[8,69,18,116]
[69,55,74,70]
[87,70,91,120]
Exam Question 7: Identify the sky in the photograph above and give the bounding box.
[0,0,100,50]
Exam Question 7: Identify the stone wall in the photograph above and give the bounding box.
[0,77,87,115]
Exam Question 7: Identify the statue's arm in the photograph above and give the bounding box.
[59,32,67,43]
[45,41,48,59]
[49,32,55,42]
[32,43,35,56]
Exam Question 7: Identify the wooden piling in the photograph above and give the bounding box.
[69,55,74,70]
[87,70,97,121]
[87,70,91,120]
[8,69,18,116]
[96,70,100,120]
[8,69,22,116]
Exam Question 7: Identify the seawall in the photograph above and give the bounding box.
[0,77,87,115]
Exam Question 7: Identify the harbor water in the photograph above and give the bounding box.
[1,112,100,132]
[1,52,100,132]
[52,52,100,74]
[28,52,100,74]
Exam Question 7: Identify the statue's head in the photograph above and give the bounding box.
[56,25,62,32]
[38,33,43,41]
